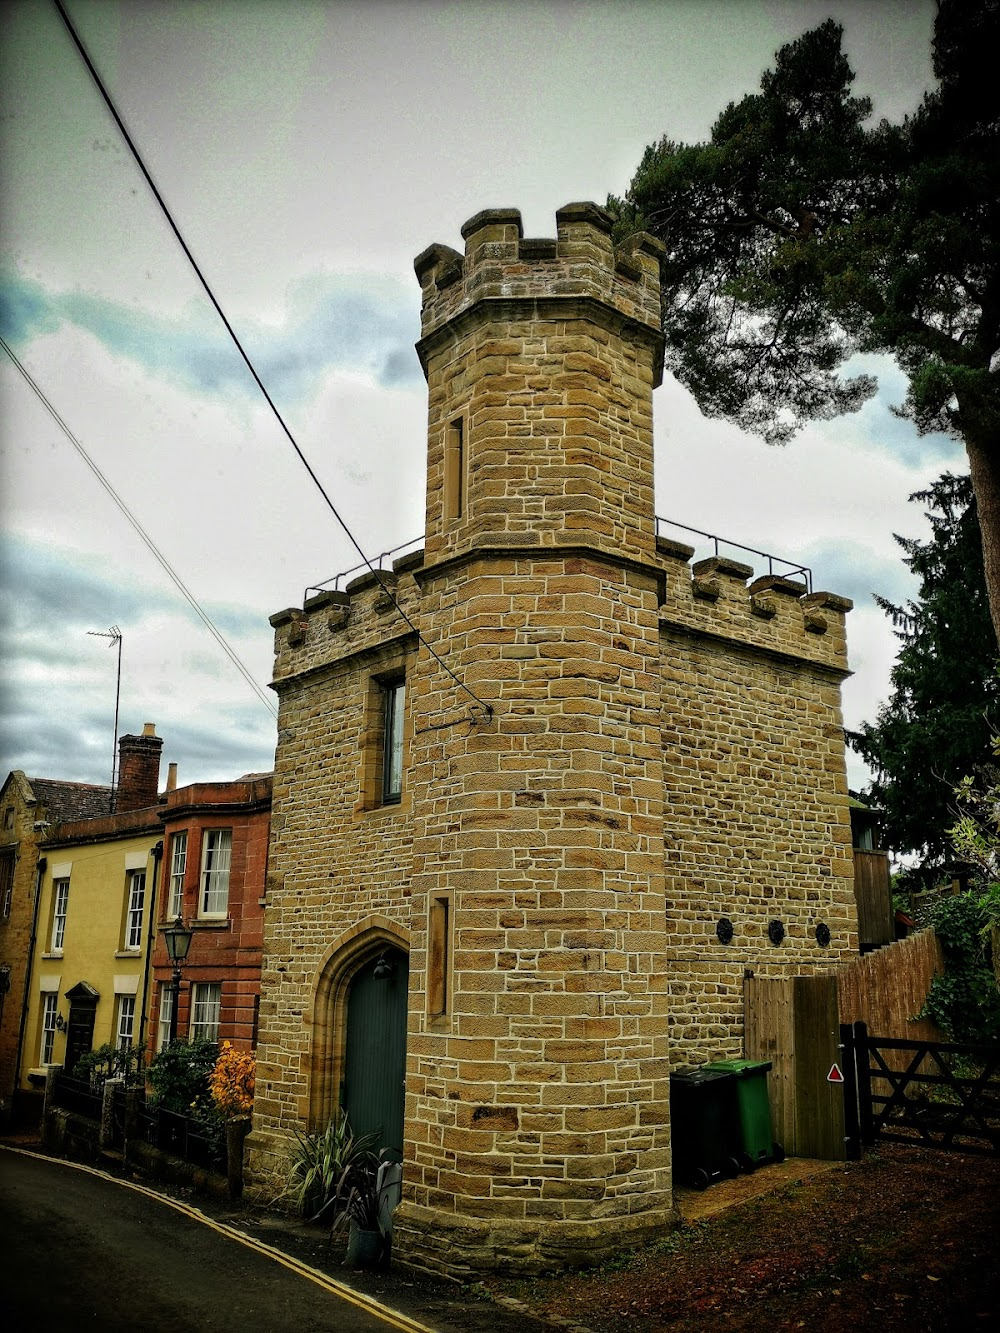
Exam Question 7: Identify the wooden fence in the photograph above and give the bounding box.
[742,930,947,1162]
[837,927,944,1040]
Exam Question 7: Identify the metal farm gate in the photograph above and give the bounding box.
[840,1021,1000,1159]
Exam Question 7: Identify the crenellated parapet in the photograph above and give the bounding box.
[268,548,425,687]
[655,540,852,675]
[415,204,666,569]
[414,202,664,370]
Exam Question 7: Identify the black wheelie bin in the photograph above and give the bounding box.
[669,1065,743,1189]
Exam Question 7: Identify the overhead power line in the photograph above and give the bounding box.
[0,334,278,721]
[53,0,493,723]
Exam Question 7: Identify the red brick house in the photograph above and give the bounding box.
[149,774,271,1055]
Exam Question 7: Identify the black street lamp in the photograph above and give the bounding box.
[163,915,193,1045]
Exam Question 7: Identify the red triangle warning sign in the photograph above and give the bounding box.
[828,1063,844,1084]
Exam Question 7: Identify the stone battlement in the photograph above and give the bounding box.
[270,537,852,686]
[655,542,852,675]
[414,202,665,374]
[269,549,425,686]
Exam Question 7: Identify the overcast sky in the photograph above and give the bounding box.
[0,0,960,794]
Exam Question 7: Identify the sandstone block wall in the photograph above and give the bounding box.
[0,775,44,1122]
[654,549,856,1066]
[253,571,421,1152]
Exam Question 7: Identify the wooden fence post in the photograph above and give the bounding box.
[840,1024,861,1160]
[853,1021,876,1145]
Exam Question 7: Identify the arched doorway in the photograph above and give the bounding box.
[342,947,408,1157]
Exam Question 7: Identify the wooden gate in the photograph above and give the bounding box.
[841,1021,1000,1158]
[744,974,847,1160]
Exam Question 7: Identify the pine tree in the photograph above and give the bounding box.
[611,3,1000,641]
[852,474,999,871]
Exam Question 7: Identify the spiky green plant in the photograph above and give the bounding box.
[279,1110,379,1221]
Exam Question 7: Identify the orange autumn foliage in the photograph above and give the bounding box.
[209,1041,255,1117]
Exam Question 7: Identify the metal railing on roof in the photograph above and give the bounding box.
[656,517,812,593]
[301,522,812,605]
[303,535,425,604]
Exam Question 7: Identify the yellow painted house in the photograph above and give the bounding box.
[21,727,165,1087]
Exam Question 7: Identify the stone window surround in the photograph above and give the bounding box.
[358,655,412,814]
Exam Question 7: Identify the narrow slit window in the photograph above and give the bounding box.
[116,995,136,1050]
[382,679,406,804]
[0,853,13,918]
[200,829,232,917]
[191,982,222,1042]
[40,992,59,1064]
[50,878,69,952]
[167,831,187,918]
[445,416,465,521]
[157,985,175,1052]
[124,870,146,951]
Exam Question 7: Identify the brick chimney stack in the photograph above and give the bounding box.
[116,723,163,812]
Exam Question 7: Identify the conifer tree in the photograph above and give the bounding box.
[852,474,999,871]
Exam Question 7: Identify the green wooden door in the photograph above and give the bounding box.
[343,948,408,1156]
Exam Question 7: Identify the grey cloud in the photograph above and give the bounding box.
[0,699,113,785]
[799,539,918,610]
[1,538,154,630]
[0,536,275,783]
[0,274,61,344]
[837,355,964,469]
[1,536,268,642]
[0,269,423,403]
[381,344,422,386]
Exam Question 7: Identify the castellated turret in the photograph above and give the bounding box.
[248,203,858,1281]
[414,203,665,565]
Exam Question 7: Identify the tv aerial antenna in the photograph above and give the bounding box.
[88,626,122,811]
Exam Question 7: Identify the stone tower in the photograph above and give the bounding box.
[395,204,673,1269]
[247,201,857,1279]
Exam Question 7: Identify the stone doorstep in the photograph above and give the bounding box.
[674,1155,842,1223]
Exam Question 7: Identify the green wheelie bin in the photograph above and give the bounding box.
[669,1065,743,1189]
[703,1058,784,1170]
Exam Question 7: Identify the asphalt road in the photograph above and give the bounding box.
[0,1147,434,1333]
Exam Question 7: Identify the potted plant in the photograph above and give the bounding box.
[337,1161,389,1269]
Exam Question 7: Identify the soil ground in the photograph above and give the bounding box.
[481,1143,1000,1332]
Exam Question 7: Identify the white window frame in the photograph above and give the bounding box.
[50,879,69,952]
[115,994,136,1050]
[40,992,59,1064]
[157,985,175,1052]
[199,830,232,918]
[382,679,405,804]
[167,831,188,919]
[190,982,221,1043]
[124,870,146,951]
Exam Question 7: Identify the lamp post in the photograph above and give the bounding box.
[163,915,193,1045]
